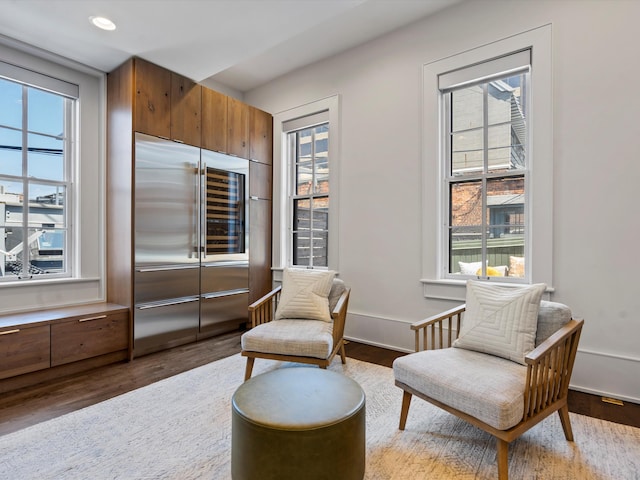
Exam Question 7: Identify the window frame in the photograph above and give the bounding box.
[288,122,330,268]
[272,95,340,274]
[421,25,553,301]
[0,76,76,281]
[442,66,530,283]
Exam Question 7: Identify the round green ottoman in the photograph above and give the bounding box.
[231,367,366,480]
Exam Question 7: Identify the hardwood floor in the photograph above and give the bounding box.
[0,332,638,437]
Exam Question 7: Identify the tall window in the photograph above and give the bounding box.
[288,122,329,268]
[0,72,76,281]
[441,50,530,281]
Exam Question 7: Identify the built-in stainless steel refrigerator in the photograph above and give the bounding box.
[133,133,249,356]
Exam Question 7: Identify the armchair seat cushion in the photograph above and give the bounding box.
[393,347,527,430]
[241,319,334,360]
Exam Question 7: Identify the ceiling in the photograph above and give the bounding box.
[0,0,461,93]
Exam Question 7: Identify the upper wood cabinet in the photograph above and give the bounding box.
[228,97,250,158]
[135,59,171,139]
[249,106,273,165]
[201,87,228,153]
[171,72,201,146]
[134,58,201,146]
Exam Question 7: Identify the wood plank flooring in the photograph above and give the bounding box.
[0,332,637,437]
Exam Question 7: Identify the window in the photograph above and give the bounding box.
[421,26,553,299]
[0,77,74,280]
[443,55,530,280]
[288,122,329,267]
[272,95,340,273]
[1,64,77,281]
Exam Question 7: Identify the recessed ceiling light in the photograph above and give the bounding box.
[89,16,116,31]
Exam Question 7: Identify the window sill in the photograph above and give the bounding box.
[0,276,100,289]
[421,278,555,301]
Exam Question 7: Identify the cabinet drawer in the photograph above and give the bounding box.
[51,312,129,367]
[0,325,50,380]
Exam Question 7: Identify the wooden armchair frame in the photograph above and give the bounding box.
[396,304,584,480]
[242,285,351,381]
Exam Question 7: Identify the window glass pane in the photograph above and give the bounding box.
[1,227,23,278]
[450,181,482,228]
[0,127,23,176]
[450,225,482,274]
[452,85,483,131]
[0,78,22,129]
[451,127,483,175]
[28,88,64,136]
[28,227,64,274]
[28,183,65,227]
[296,158,312,195]
[28,133,64,181]
[487,177,524,275]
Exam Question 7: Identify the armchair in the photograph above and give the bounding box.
[393,291,583,480]
[241,277,351,381]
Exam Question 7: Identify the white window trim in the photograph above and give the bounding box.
[272,95,341,274]
[0,40,105,313]
[421,25,553,301]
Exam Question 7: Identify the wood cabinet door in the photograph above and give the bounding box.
[134,59,171,138]
[249,160,272,200]
[0,325,50,379]
[227,97,249,158]
[51,312,129,367]
[249,106,273,164]
[249,198,272,303]
[201,87,228,153]
[171,73,201,146]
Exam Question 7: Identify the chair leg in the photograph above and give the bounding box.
[399,391,412,430]
[496,438,509,480]
[244,357,255,381]
[558,405,574,441]
[339,340,347,364]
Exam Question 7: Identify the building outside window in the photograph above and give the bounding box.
[0,71,76,281]
[288,122,329,268]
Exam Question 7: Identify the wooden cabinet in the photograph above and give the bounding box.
[134,58,202,146]
[249,106,273,164]
[202,87,228,153]
[249,197,272,303]
[228,97,250,158]
[250,161,272,201]
[135,59,171,139]
[0,325,50,380]
[0,303,129,392]
[51,310,129,367]
[170,72,202,146]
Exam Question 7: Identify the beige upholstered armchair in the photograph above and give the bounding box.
[393,281,583,480]
[241,273,351,381]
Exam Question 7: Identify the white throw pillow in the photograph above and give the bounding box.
[453,280,546,364]
[458,261,483,275]
[275,268,336,322]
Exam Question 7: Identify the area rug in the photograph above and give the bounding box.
[0,354,638,480]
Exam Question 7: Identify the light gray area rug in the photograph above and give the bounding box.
[1,354,638,480]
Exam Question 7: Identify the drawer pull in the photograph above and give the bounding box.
[78,315,107,323]
[0,329,20,335]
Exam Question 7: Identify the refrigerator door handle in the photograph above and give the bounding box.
[201,288,249,300]
[135,264,200,273]
[136,296,199,310]
[201,160,207,261]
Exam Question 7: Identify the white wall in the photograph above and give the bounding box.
[245,0,640,402]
